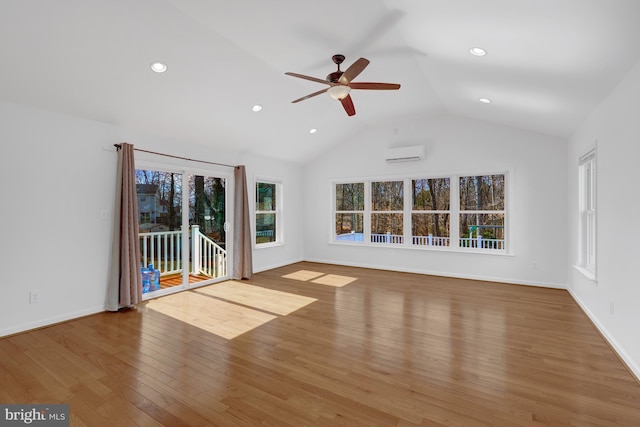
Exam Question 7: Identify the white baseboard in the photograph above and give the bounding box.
[0,305,105,338]
[567,288,640,382]
[302,257,566,289]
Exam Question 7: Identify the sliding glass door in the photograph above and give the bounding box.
[187,174,227,287]
[136,166,229,297]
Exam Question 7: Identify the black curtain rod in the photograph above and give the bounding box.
[113,144,237,169]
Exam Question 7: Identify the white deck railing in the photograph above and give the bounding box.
[460,236,504,250]
[139,226,226,278]
[371,234,453,246]
[412,235,450,246]
[371,233,404,244]
[337,232,504,249]
[139,230,182,275]
[191,226,227,278]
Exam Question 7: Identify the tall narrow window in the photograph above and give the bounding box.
[412,178,450,246]
[256,180,282,245]
[335,183,364,242]
[579,150,596,275]
[459,174,505,250]
[371,180,404,244]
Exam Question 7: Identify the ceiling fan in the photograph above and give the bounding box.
[285,54,400,117]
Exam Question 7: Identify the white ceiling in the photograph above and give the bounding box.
[1,0,639,163]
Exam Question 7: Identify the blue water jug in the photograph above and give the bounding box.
[148,264,160,291]
[141,264,151,293]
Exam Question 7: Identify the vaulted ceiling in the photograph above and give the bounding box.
[1,0,639,163]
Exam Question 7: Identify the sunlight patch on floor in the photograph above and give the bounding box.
[311,274,357,287]
[194,281,317,316]
[145,291,277,340]
[283,270,357,287]
[282,270,325,281]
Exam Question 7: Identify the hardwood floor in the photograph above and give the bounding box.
[1,262,639,426]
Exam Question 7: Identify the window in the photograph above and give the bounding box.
[412,178,450,246]
[579,150,596,276]
[333,172,507,252]
[459,175,505,250]
[371,181,404,244]
[256,180,281,245]
[335,183,364,242]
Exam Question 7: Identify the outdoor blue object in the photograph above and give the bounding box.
[141,264,151,293]
[147,264,160,291]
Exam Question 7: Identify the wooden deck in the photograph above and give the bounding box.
[159,272,212,289]
[1,261,639,425]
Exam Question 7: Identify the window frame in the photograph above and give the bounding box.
[577,150,596,279]
[411,177,452,247]
[255,177,283,248]
[458,174,506,251]
[331,171,510,254]
[370,180,405,245]
[334,182,366,243]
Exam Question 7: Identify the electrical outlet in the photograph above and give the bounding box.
[531,262,538,270]
[100,209,111,220]
[29,291,40,304]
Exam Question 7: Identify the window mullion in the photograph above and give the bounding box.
[404,178,412,246]
[450,175,460,249]
[364,180,371,243]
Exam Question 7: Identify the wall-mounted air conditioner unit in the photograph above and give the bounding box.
[384,146,425,163]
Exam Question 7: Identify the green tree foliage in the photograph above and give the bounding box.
[412,178,450,237]
[335,183,364,234]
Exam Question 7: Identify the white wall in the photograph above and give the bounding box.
[303,113,568,288]
[0,99,303,336]
[567,59,640,379]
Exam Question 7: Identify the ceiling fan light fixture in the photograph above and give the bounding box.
[469,47,487,56]
[327,85,351,100]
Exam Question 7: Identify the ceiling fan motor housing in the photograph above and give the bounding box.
[327,54,346,82]
[326,71,344,82]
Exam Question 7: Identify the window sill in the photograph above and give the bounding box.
[255,242,284,249]
[573,265,597,282]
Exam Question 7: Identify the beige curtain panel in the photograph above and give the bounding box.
[233,165,253,279]
[106,143,142,311]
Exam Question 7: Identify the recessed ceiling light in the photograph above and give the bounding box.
[469,47,487,56]
[252,104,263,112]
[150,61,167,73]
[479,98,492,104]
[309,128,317,134]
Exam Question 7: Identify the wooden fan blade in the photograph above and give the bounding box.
[285,72,333,86]
[349,82,401,90]
[340,94,356,116]
[339,58,370,84]
[291,88,329,103]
